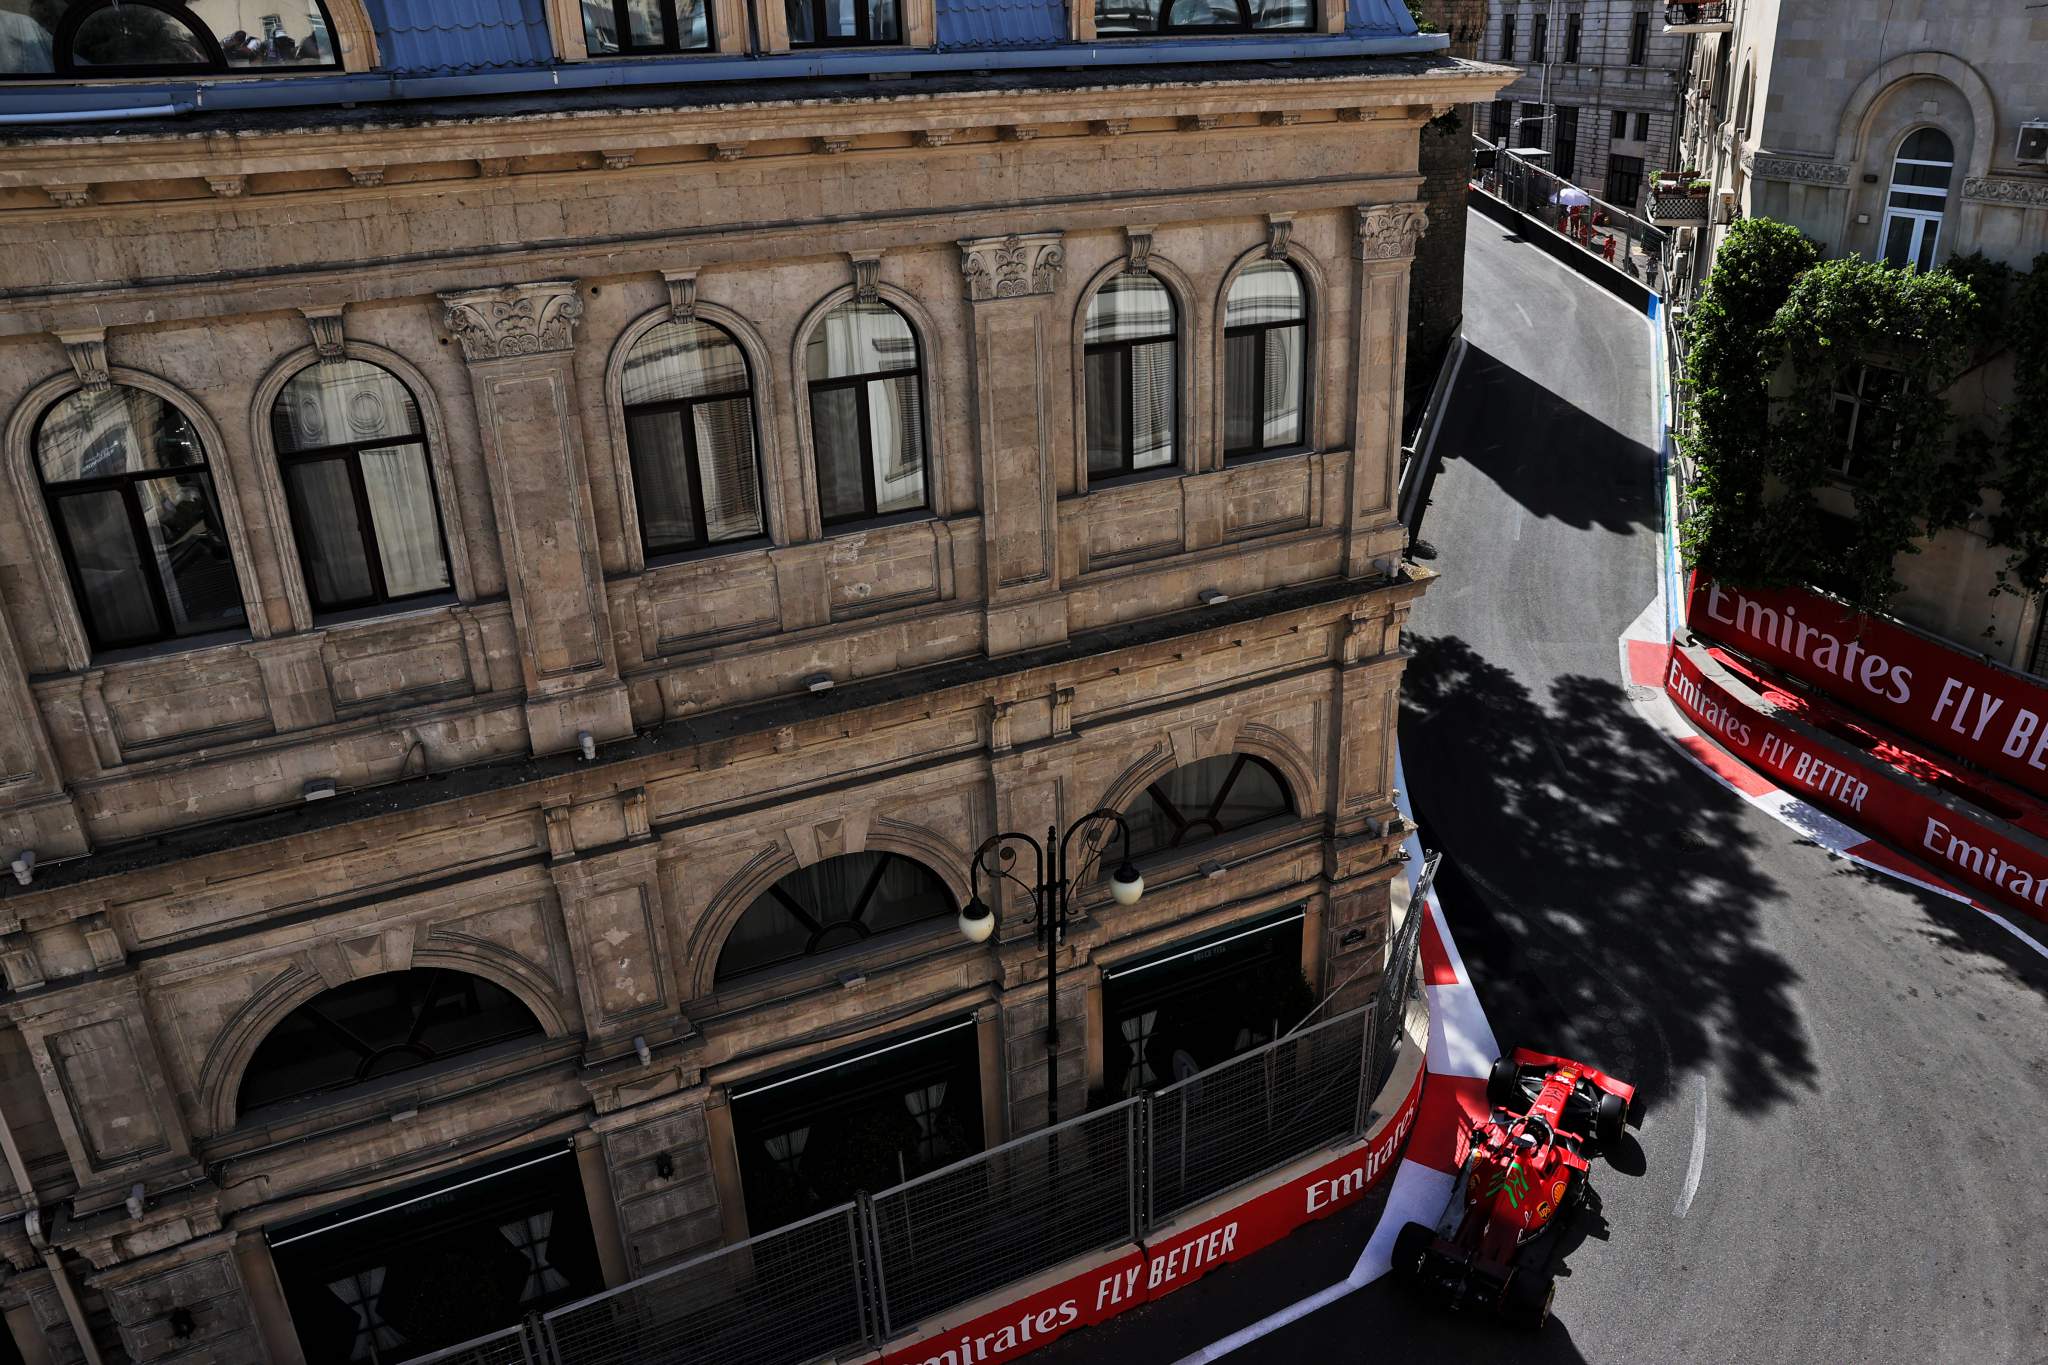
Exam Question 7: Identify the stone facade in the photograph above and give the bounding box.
[0,40,1512,1365]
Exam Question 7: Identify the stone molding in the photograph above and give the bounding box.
[849,250,884,303]
[957,232,1066,302]
[299,305,347,359]
[1963,175,2048,207]
[1353,203,1428,261]
[1749,154,1849,185]
[662,269,699,322]
[1266,212,1295,259]
[438,281,584,362]
[54,328,109,390]
[1123,224,1154,276]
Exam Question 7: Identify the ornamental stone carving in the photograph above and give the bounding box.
[1266,213,1294,259]
[300,305,347,359]
[957,232,1066,302]
[55,328,109,390]
[438,281,584,362]
[1749,154,1849,185]
[1354,203,1429,261]
[662,269,699,322]
[1963,176,2048,207]
[1124,224,1154,275]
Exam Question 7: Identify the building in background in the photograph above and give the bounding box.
[1407,0,1493,420]
[1479,1,1686,211]
[0,2,1508,1360]
[1667,0,2048,670]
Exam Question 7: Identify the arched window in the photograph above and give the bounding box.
[1880,128,1953,272]
[1121,754,1294,860]
[717,851,953,983]
[1084,272,1178,480]
[2,2,343,77]
[621,318,765,558]
[805,299,928,526]
[34,384,246,652]
[272,358,453,614]
[238,969,543,1114]
[1223,261,1308,458]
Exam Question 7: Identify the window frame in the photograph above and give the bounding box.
[785,0,904,47]
[1831,363,1906,480]
[1083,272,1181,485]
[714,850,957,986]
[1222,262,1310,462]
[619,320,769,562]
[1090,0,1315,37]
[1498,11,1516,59]
[16,0,347,79]
[1627,8,1649,64]
[804,299,932,530]
[1554,105,1580,181]
[1878,128,1953,274]
[1120,752,1297,866]
[1530,12,1546,61]
[1563,11,1581,61]
[585,0,719,55]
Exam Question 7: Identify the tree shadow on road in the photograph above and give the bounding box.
[1401,633,1815,1118]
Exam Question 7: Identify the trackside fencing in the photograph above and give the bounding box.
[416,913,1427,1365]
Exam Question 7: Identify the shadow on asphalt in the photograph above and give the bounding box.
[1400,634,1812,1119]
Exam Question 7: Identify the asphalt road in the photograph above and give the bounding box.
[1044,212,2048,1365]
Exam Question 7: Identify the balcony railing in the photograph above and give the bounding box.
[1647,183,1711,225]
[1663,2,1732,33]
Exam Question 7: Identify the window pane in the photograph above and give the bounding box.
[360,445,451,598]
[1086,273,1174,344]
[785,0,815,42]
[693,397,764,542]
[192,0,335,66]
[716,898,811,979]
[1167,0,1241,24]
[808,300,918,380]
[822,0,859,38]
[51,490,160,645]
[0,3,56,72]
[811,387,867,522]
[1893,161,1950,191]
[861,856,950,934]
[1086,349,1129,477]
[38,387,202,484]
[1214,756,1290,826]
[627,410,699,551]
[623,0,666,45]
[1130,339,1176,470]
[273,359,423,455]
[70,5,209,66]
[1225,261,1305,327]
[1898,128,1953,163]
[1095,0,1162,33]
[679,0,712,47]
[1224,332,1259,454]
[1262,324,1304,448]
[285,459,376,608]
[1915,224,1939,272]
[582,0,622,53]
[623,319,750,406]
[140,473,245,635]
[867,375,927,513]
[1881,214,1916,267]
[867,0,900,41]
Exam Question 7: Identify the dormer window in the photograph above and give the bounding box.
[581,0,714,55]
[1,1,343,77]
[1093,0,1312,34]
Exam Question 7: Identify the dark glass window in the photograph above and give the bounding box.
[621,318,765,558]
[807,299,929,526]
[717,851,954,983]
[1530,12,1546,60]
[1606,153,1645,208]
[1555,106,1580,181]
[1832,365,1905,478]
[1093,0,1311,36]
[1612,109,1629,138]
[1121,753,1294,860]
[787,0,903,45]
[1521,102,1546,149]
[1491,100,1513,143]
[581,0,714,53]
[35,385,246,652]
[1633,111,1649,141]
[272,359,453,616]
[1085,272,1179,481]
[1498,11,1515,58]
[1563,11,1581,61]
[3,1,342,77]
[1224,260,1308,459]
[238,969,544,1114]
[1880,128,1953,273]
[1628,8,1649,63]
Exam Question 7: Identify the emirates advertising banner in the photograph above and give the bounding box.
[1665,649,2048,924]
[1688,579,2048,800]
[883,1068,1424,1365]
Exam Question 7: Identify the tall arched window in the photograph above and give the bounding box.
[1880,128,1953,272]
[1085,272,1178,481]
[2,2,343,76]
[238,969,543,1114]
[272,359,453,614]
[34,384,246,651]
[621,318,765,558]
[717,851,953,983]
[1223,261,1308,458]
[806,299,928,526]
[1121,753,1294,860]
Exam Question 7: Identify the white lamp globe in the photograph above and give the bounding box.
[1108,862,1144,906]
[958,898,996,943]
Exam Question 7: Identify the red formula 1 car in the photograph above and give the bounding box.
[1391,1048,1634,1329]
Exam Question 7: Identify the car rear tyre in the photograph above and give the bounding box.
[1594,1090,1628,1148]
[1487,1057,1524,1111]
[1391,1222,1435,1287]
[1504,1270,1555,1330]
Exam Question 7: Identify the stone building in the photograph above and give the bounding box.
[1478,0,1687,210]
[1667,0,2048,671]
[0,2,1508,1361]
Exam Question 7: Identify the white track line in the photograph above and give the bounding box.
[1675,1077,1707,1218]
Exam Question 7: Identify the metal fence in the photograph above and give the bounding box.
[412,902,1430,1365]
[1472,136,1669,287]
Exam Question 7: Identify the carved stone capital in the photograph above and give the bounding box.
[1354,203,1429,261]
[205,175,246,199]
[44,184,91,209]
[1748,154,1848,185]
[1262,110,1302,127]
[1093,119,1131,137]
[299,305,347,360]
[1266,212,1294,259]
[438,281,584,362]
[957,232,1066,302]
[818,136,853,155]
[917,129,955,148]
[600,149,636,171]
[1001,125,1039,142]
[662,269,700,323]
[477,157,511,178]
[1180,114,1220,131]
[54,328,109,390]
[347,165,386,188]
[1963,175,2048,207]
[849,251,884,303]
[714,142,747,162]
[1124,224,1155,275]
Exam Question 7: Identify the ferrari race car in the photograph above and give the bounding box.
[1391,1048,1634,1329]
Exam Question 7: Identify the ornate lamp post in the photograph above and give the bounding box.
[957,810,1145,1127]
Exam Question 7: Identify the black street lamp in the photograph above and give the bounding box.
[957,810,1145,1128]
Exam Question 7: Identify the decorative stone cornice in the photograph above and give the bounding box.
[714,143,747,162]
[1000,126,1038,142]
[299,305,347,359]
[205,175,247,199]
[1124,224,1154,275]
[44,184,91,209]
[600,149,635,171]
[437,281,583,362]
[1181,114,1220,131]
[917,129,955,148]
[54,328,109,390]
[1354,203,1429,261]
[957,232,1066,302]
[1749,154,1849,185]
[477,157,510,178]
[346,165,386,187]
[1093,119,1131,137]
[1266,213,1294,259]
[661,268,699,323]
[849,251,883,303]
[1262,110,1302,127]
[818,136,853,155]
[1963,175,2048,207]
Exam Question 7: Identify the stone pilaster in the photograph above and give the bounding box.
[437,280,631,755]
[1347,203,1429,578]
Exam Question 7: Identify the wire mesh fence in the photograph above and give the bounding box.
[1368,854,1434,1099]
[867,1099,1141,1337]
[537,1203,871,1365]
[402,1325,540,1365]
[1472,136,1669,286]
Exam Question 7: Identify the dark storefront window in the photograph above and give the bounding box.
[1101,913,1310,1099]
[270,1144,601,1365]
[731,1018,984,1232]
